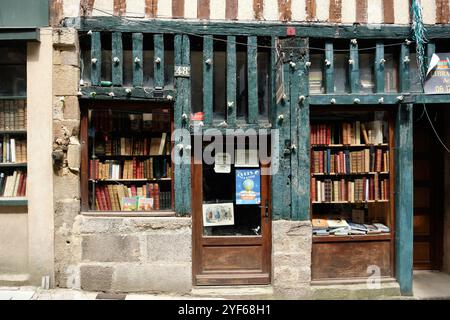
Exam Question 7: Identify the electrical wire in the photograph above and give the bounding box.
[86,7,411,52]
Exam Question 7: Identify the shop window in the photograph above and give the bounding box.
[309,52,325,94]
[191,41,203,114]
[310,108,394,280]
[409,52,423,93]
[213,39,227,121]
[0,44,27,202]
[83,105,174,213]
[334,52,350,93]
[384,49,399,92]
[359,52,375,93]
[236,41,248,120]
[257,48,270,119]
[101,33,112,82]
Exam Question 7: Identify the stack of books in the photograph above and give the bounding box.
[94,183,166,211]
[89,158,171,180]
[100,133,169,156]
[312,219,390,236]
[0,100,27,131]
[0,171,27,197]
[311,120,385,145]
[312,148,389,174]
[0,136,27,163]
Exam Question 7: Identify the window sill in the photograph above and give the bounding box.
[81,211,176,218]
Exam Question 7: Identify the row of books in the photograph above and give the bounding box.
[311,120,385,145]
[312,219,390,236]
[311,176,389,202]
[91,109,170,133]
[0,136,27,163]
[94,183,171,211]
[0,171,27,197]
[89,158,171,180]
[0,100,27,131]
[95,133,170,156]
[311,148,389,174]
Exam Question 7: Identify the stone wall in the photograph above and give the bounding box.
[76,216,192,293]
[272,220,312,299]
[52,27,83,288]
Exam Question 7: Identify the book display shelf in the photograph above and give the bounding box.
[87,107,173,213]
[0,99,27,205]
[310,109,395,281]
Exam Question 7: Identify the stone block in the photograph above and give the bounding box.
[53,50,62,65]
[80,265,113,292]
[53,172,80,200]
[61,50,79,67]
[53,65,79,96]
[112,263,192,293]
[67,143,81,171]
[79,217,125,234]
[53,119,80,144]
[146,230,191,263]
[82,234,140,262]
[63,96,80,120]
[54,199,81,228]
[53,28,78,48]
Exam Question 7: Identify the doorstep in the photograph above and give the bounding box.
[0,274,30,287]
[191,285,274,300]
[310,278,401,299]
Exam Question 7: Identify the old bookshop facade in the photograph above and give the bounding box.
[2,0,450,298]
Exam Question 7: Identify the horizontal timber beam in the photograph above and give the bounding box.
[79,87,176,101]
[65,17,419,39]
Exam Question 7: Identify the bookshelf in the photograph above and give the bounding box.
[0,99,27,203]
[86,107,173,213]
[310,109,395,281]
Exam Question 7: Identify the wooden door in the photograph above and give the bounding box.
[192,144,272,286]
[413,108,444,270]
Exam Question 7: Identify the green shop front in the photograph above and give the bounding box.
[65,17,450,296]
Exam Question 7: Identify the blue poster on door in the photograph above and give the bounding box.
[236,169,261,205]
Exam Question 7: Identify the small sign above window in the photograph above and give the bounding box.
[424,53,450,94]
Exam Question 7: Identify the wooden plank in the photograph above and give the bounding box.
[436,0,449,24]
[383,0,394,24]
[113,0,126,16]
[112,32,123,86]
[132,33,143,87]
[356,0,368,23]
[226,0,238,19]
[375,41,385,93]
[68,16,418,38]
[154,34,165,88]
[309,94,403,105]
[306,0,316,21]
[399,43,410,93]
[324,41,334,93]
[349,40,359,93]
[172,0,185,18]
[253,0,264,20]
[278,0,292,21]
[181,34,192,215]
[80,87,176,100]
[248,36,258,124]
[296,38,310,221]
[198,0,210,19]
[203,35,213,125]
[270,37,277,126]
[174,34,184,214]
[227,36,237,127]
[395,103,414,296]
[329,0,342,23]
[91,31,101,86]
[145,0,157,18]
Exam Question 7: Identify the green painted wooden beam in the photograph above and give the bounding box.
[79,86,175,101]
[309,93,404,105]
[203,35,213,125]
[154,34,165,88]
[324,41,334,93]
[270,36,277,126]
[174,34,184,215]
[227,36,237,127]
[112,32,123,86]
[248,36,258,124]
[132,33,144,87]
[395,103,414,296]
[349,40,360,93]
[399,43,410,93]
[375,41,385,93]
[91,32,102,86]
[68,17,418,39]
[296,39,310,221]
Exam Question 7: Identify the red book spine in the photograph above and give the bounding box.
[95,187,103,210]
[311,177,316,202]
[154,183,160,210]
[327,125,331,145]
[131,185,137,197]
